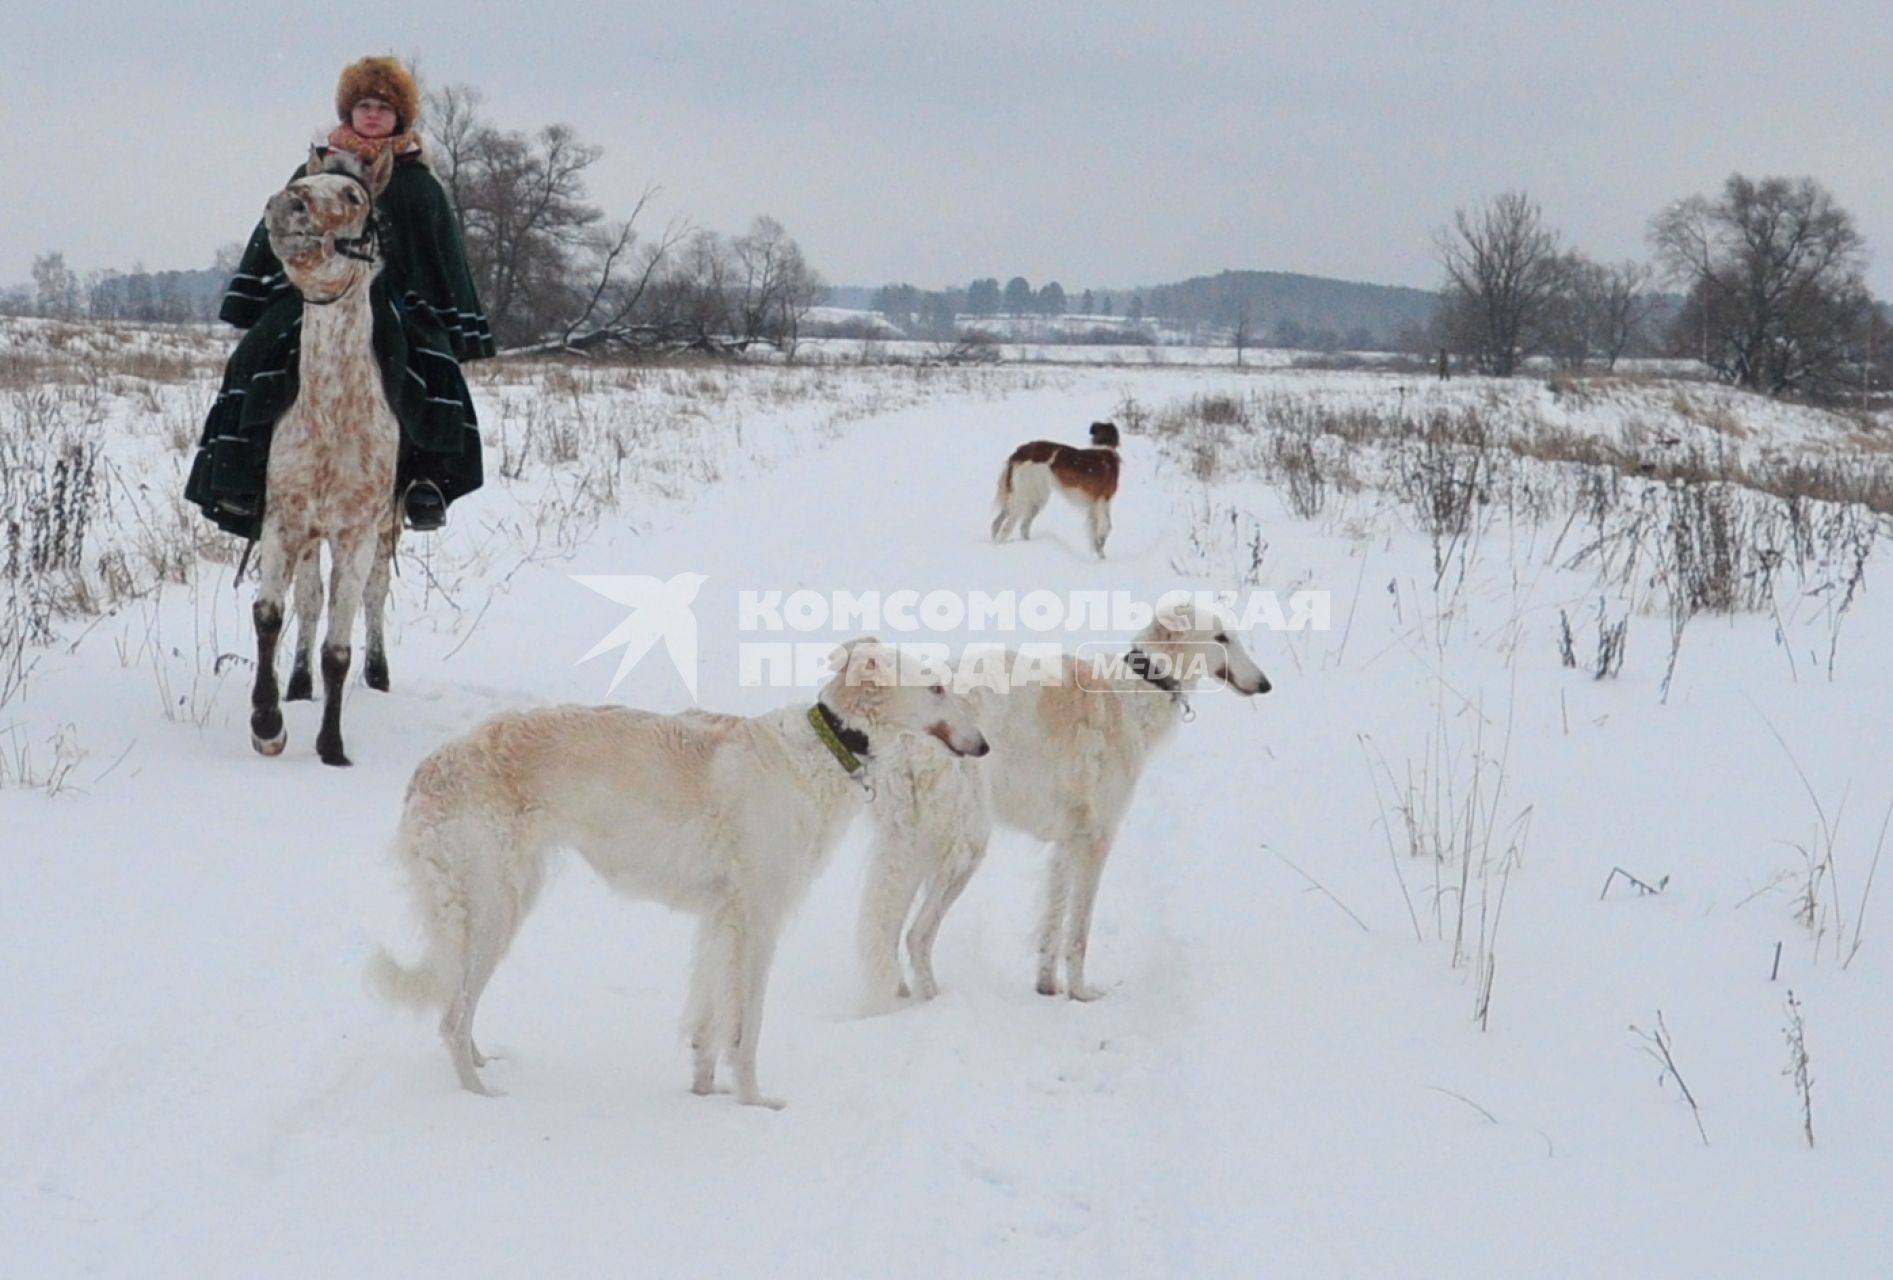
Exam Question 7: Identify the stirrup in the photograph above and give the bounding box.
[403,479,447,532]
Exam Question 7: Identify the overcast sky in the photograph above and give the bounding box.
[7,1,1892,296]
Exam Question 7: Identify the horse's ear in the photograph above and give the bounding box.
[305,145,325,177]
[366,146,394,196]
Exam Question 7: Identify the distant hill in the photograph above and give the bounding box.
[1132,270,1438,349]
[835,270,1441,350]
[825,285,876,310]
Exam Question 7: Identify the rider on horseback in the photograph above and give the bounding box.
[186,55,493,536]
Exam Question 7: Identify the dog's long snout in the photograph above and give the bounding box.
[1215,662,1271,696]
[929,722,990,757]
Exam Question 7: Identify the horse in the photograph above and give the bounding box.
[247,146,401,766]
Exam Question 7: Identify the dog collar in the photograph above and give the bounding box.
[1124,648,1181,697]
[1124,648,1195,719]
[808,702,870,776]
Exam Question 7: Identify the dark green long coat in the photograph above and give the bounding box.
[185,150,496,538]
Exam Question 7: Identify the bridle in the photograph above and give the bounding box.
[287,168,381,305]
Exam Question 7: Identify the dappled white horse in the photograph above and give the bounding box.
[248,147,401,766]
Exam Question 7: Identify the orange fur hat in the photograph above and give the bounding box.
[335,56,420,128]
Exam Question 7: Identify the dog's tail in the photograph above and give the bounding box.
[366,947,447,1011]
[994,457,1016,506]
[362,796,469,1015]
[990,457,1017,540]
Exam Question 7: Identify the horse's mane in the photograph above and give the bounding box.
[317,150,371,180]
[313,137,431,178]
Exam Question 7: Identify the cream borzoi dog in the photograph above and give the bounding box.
[368,640,988,1106]
[859,604,1268,1007]
[991,421,1121,557]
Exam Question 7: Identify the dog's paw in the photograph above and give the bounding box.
[1068,985,1106,1003]
[1035,976,1060,997]
[738,1093,788,1111]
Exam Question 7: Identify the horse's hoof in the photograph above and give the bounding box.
[251,709,286,756]
[364,659,390,692]
[285,668,314,702]
[317,736,352,767]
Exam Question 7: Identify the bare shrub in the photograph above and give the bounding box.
[1394,409,1495,587]
[1266,432,1329,519]
[1631,1012,1710,1146]
[1559,598,1628,678]
[1781,991,1814,1148]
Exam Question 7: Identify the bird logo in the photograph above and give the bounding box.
[572,572,709,700]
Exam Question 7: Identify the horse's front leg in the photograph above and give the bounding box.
[362,506,399,692]
[249,528,297,756]
[314,529,378,766]
[284,546,323,701]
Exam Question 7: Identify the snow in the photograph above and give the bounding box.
[3,335,1891,1277]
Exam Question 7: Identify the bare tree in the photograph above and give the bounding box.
[1434,191,1566,376]
[424,83,488,217]
[424,84,606,346]
[1650,173,1873,398]
[1544,255,1656,372]
[541,193,692,354]
[728,216,825,356]
[874,283,922,332]
[84,268,121,320]
[1580,259,1657,371]
[421,82,825,359]
[31,252,80,320]
[674,229,735,344]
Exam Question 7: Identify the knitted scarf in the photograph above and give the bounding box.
[326,123,422,167]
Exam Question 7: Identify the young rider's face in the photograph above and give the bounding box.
[351,97,397,139]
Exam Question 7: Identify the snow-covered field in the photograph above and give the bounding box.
[4,321,1892,1277]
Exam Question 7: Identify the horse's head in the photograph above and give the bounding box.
[264,147,393,293]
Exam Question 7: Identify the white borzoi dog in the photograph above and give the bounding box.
[991,420,1121,557]
[368,640,988,1106]
[858,603,1269,1008]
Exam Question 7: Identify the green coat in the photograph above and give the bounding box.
[185,150,495,537]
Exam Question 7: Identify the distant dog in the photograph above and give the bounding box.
[991,421,1121,557]
[368,640,989,1106]
[859,603,1269,1007]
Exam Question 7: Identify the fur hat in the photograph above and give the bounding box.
[335,56,420,128]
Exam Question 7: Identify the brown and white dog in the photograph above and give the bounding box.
[991,421,1121,558]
